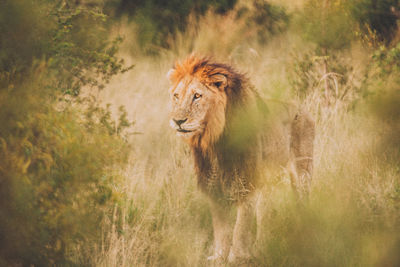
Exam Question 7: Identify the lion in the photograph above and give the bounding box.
[167,54,315,263]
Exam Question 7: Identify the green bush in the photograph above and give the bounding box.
[351,0,400,45]
[0,0,133,265]
[0,0,50,83]
[107,0,238,51]
[297,0,355,51]
[236,0,289,44]
[364,42,400,158]
[0,73,130,265]
[0,0,132,95]
[290,50,358,103]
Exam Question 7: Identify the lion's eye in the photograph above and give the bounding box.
[193,93,202,100]
[173,93,179,100]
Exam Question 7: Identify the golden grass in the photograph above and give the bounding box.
[80,13,400,266]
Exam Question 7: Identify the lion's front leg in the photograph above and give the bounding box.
[289,160,312,200]
[289,110,315,200]
[208,200,231,261]
[228,198,254,262]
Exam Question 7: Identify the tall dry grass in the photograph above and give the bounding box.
[80,11,400,266]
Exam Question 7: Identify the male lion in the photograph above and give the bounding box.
[167,54,315,262]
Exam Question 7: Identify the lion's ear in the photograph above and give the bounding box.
[166,68,176,83]
[211,74,227,91]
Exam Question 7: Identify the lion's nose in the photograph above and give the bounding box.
[173,118,187,127]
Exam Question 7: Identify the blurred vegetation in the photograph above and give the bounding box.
[298,0,355,51]
[0,0,132,95]
[290,0,400,109]
[0,0,133,265]
[351,0,400,45]
[48,5,133,96]
[236,0,289,44]
[364,43,400,159]
[290,50,358,107]
[105,0,290,53]
[106,0,238,52]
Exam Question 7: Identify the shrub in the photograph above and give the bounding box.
[364,42,400,158]
[289,49,360,108]
[0,0,133,265]
[297,0,355,51]
[351,0,400,45]
[235,0,289,44]
[108,0,237,51]
[0,73,131,265]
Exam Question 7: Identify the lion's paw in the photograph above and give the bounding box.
[207,254,223,261]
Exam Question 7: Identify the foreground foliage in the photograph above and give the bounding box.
[0,0,132,265]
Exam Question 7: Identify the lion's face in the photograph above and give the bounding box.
[168,75,227,148]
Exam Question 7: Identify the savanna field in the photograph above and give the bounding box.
[1,0,399,266]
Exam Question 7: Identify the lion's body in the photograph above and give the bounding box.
[167,54,315,262]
